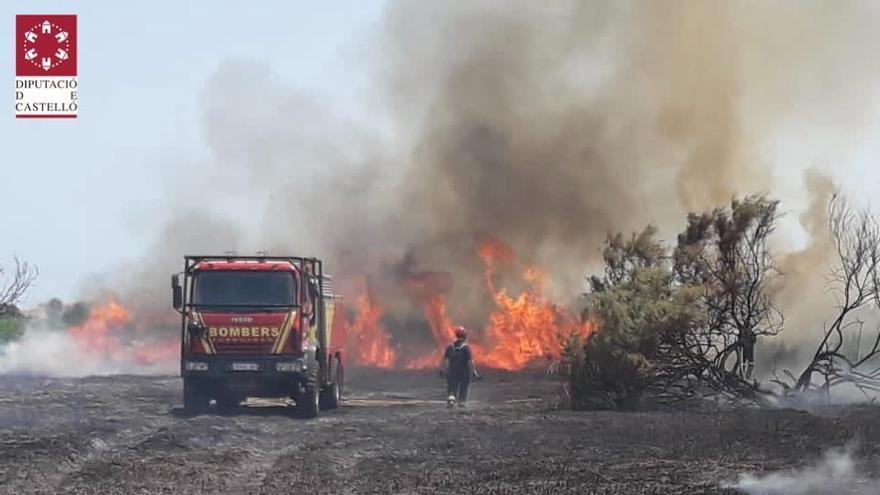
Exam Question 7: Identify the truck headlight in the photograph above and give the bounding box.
[185,361,209,371]
[275,361,303,372]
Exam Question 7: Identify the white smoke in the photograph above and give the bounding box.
[0,327,176,377]
[724,448,879,495]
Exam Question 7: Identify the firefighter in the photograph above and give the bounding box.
[738,327,757,379]
[440,326,479,407]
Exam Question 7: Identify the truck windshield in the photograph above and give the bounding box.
[193,271,296,308]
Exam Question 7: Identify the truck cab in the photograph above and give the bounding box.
[172,255,345,417]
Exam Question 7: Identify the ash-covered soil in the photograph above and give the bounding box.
[1,369,880,494]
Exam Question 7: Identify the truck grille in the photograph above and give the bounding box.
[212,341,275,355]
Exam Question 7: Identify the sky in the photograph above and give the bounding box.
[1,1,387,304]
[4,1,880,308]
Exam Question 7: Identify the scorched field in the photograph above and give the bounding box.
[1,369,879,494]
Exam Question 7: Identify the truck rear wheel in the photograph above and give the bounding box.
[320,358,343,410]
[183,378,210,414]
[297,369,320,418]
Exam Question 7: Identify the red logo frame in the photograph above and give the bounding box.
[16,15,77,77]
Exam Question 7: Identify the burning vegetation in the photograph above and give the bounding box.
[4,2,880,414]
[6,192,880,411]
[348,279,397,369]
[474,238,595,371]
[0,294,179,376]
[67,297,178,366]
[344,237,593,372]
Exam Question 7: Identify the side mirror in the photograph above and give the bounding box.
[301,277,316,318]
[172,274,183,312]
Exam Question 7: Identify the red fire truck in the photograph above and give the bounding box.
[172,255,345,417]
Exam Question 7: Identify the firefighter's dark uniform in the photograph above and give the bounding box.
[444,339,472,402]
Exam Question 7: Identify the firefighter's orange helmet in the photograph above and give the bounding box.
[454,326,469,339]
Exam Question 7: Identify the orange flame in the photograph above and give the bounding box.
[133,340,179,364]
[68,298,131,355]
[345,238,594,371]
[402,294,454,369]
[399,238,593,371]
[478,237,515,270]
[347,280,397,368]
[68,296,179,366]
[422,293,454,346]
[402,271,455,368]
[473,238,595,371]
[404,352,440,370]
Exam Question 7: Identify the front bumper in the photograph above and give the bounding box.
[181,356,307,380]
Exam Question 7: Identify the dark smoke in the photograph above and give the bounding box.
[65,2,880,362]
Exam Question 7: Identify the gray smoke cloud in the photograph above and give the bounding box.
[761,171,838,375]
[18,1,880,373]
[255,1,880,316]
[0,326,175,377]
[724,448,879,495]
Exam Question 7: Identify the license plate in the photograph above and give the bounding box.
[230,362,260,372]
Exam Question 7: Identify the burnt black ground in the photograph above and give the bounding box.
[1,369,879,494]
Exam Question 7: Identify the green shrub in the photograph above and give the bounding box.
[0,317,26,343]
[572,196,782,408]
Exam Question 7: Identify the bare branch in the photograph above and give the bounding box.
[793,196,880,394]
[0,257,38,312]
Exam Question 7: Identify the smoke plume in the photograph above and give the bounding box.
[8,1,880,374]
[0,327,175,377]
[259,1,880,328]
[762,171,839,374]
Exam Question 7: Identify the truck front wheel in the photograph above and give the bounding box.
[183,378,210,414]
[297,369,320,418]
[320,358,343,410]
